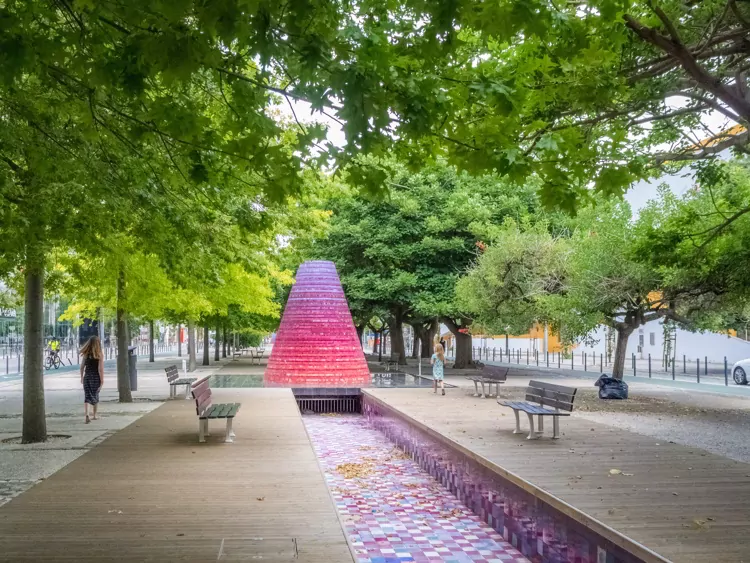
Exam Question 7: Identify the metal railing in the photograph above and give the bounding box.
[471,346,736,386]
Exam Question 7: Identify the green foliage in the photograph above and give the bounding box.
[311,161,542,328]
[456,221,567,336]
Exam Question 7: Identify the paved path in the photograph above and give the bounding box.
[0,387,352,562]
[365,387,750,563]
[0,355,224,507]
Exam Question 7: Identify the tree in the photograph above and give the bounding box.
[313,162,540,368]
[459,198,724,380]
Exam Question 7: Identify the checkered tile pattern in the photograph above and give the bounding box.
[304,415,529,563]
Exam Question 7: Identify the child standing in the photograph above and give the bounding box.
[431,344,446,396]
[80,336,104,424]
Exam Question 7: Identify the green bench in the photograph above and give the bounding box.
[191,376,241,443]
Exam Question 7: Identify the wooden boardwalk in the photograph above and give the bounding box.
[0,388,352,562]
[365,387,750,563]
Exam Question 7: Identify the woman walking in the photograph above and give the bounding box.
[80,336,104,424]
[431,343,446,395]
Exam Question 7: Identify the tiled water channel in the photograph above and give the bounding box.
[304,414,528,563]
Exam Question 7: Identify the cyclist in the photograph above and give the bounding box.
[45,338,62,369]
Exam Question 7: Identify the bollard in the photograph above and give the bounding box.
[526,349,529,365]
[632,353,636,377]
[696,358,700,383]
[584,352,587,371]
[571,353,574,370]
[683,354,686,373]
[499,349,503,363]
[17,354,20,373]
[648,354,651,378]
[672,357,675,380]
[547,351,549,368]
[725,357,729,386]
[5,356,7,375]
[517,350,520,364]
[704,356,708,376]
[493,349,496,361]
[182,358,187,375]
[536,350,539,366]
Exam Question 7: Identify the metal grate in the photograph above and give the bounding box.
[296,396,361,414]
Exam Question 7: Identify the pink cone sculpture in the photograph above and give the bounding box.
[264,261,371,387]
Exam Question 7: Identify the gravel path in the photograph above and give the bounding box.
[576,410,750,464]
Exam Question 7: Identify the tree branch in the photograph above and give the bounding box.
[624,14,750,121]
[655,129,750,163]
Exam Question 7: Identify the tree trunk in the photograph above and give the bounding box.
[202,325,210,366]
[410,326,419,358]
[442,317,474,369]
[355,324,365,349]
[612,325,634,380]
[222,324,227,358]
[420,320,438,359]
[177,323,182,357]
[22,248,46,444]
[187,320,196,372]
[116,270,132,403]
[214,320,221,361]
[149,320,155,362]
[377,330,383,362]
[389,311,407,364]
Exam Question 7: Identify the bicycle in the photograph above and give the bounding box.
[44,349,63,370]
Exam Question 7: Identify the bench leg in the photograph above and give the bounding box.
[199,419,206,443]
[473,380,480,397]
[552,416,560,439]
[225,418,234,443]
[490,382,498,397]
[512,410,522,434]
[537,415,544,434]
[526,412,538,440]
[184,384,191,400]
[480,381,486,398]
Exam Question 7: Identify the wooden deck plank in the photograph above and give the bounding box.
[0,388,353,563]
[365,388,750,563]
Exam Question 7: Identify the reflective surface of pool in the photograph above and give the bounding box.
[209,372,452,388]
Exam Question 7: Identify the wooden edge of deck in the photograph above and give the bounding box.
[361,390,671,563]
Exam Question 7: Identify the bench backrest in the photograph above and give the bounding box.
[191,376,212,416]
[164,365,180,383]
[481,364,508,380]
[526,380,576,412]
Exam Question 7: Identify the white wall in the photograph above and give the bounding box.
[576,320,750,364]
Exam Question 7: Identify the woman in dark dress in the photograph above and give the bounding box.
[79,336,104,424]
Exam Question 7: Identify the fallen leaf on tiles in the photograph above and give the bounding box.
[608,508,616,515]
[609,469,622,475]
[256,497,265,501]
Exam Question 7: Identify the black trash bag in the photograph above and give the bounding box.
[594,374,629,400]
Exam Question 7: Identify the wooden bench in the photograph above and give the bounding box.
[249,348,266,365]
[384,352,401,372]
[191,376,241,443]
[466,362,509,398]
[164,365,197,399]
[498,380,577,440]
